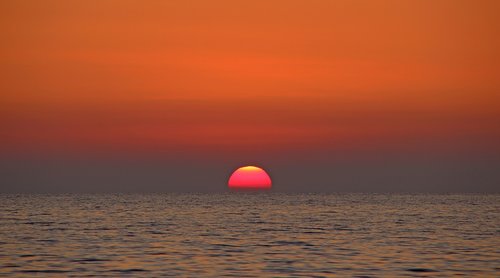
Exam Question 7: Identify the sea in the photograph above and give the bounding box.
[0,193,498,277]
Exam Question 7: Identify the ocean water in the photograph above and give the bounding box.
[0,193,498,277]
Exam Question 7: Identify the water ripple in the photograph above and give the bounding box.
[0,193,498,277]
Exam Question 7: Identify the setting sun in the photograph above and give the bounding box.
[228,166,272,190]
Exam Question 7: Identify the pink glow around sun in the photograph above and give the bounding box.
[228,166,272,190]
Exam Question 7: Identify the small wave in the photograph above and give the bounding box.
[18,254,35,258]
[110,268,149,273]
[272,240,314,247]
[71,258,109,263]
[18,269,71,273]
[406,268,438,272]
[23,221,54,226]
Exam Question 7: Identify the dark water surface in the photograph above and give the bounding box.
[0,193,498,277]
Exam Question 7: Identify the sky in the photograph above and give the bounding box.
[1,0,499,192]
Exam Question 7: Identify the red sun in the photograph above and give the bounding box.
[228,166,272,190]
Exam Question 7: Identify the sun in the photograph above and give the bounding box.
[228,166,272,190]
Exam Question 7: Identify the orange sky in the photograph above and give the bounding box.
[1,0,499,156]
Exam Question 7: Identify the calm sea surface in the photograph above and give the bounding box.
[0,193,498,277]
